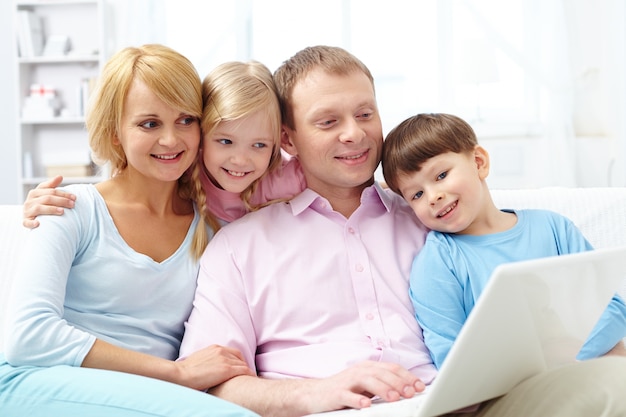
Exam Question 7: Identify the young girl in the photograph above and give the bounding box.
[22,61,306,229]
[381,112,626,369]
[195,60,304,225]
[1,44,256,417]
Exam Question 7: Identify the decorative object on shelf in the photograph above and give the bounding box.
[43,35,71,57]
[22,84,61,120]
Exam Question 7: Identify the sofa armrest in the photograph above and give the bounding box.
[0,206,29,351]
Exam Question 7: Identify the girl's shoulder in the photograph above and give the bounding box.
[59,183,104,212]
[251,155,306,204]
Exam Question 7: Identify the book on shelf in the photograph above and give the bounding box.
[78,77,97,117]
[45,163,96,179]
[17,10,45,58]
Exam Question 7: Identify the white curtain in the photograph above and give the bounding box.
[103,0,166,54]
[463,0,577,187]
[103,0,626,187]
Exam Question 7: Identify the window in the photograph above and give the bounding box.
[152,0,624,186]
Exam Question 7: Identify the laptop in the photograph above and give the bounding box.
[307,246,626,417]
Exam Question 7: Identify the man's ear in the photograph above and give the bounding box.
[474,145,490,180]
[281,125,298,157]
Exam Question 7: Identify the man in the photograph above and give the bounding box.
[179,45,626,417]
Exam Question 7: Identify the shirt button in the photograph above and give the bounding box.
[376,339,386,348]
[365,313,374,320]
[355,264,364,272]
[348,227,355,234]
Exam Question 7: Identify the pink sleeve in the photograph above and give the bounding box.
[249,155,306,206]
[179,233,258,369]
[201,154,306,223]
[201,166,248,223]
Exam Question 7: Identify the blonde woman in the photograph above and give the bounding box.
[1,44,256,417]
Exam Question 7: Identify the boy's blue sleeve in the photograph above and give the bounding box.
[578,294,626,359]
[410,234,469,369]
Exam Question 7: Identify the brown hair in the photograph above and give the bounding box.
[382,113,478,195]
[273,45,375,130]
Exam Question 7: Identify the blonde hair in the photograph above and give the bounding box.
[86,44,210,259]
[198,60,282,213]
[273,45,375,131]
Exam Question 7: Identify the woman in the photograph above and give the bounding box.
[0,44,256,417]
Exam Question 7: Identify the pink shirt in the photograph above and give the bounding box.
[201,155,306,223]
[180,183,437,383]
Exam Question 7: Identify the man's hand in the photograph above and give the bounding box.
[209,361,426,417]
[308,361,426,412]
[23,176,76,229]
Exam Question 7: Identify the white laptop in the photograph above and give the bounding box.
[308,246,626,417]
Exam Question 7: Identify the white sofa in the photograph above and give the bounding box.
[2,187,626,350]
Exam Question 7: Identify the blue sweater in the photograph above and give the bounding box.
[4,184,202,366]
[410,209,626,368]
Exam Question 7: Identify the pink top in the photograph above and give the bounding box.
[180,183,437,383]
[200,155,306,223]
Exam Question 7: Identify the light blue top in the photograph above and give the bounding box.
[410,209,626,368]
[4,184,203,366]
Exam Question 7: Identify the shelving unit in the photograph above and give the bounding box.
[14,0,107,200]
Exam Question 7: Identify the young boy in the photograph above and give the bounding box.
[382,112,626,369]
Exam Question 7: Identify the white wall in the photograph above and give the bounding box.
[0,1,19,204]
[480,136,618,190]
[0,1,625,205]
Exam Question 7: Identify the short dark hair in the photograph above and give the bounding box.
[382,113,478,195]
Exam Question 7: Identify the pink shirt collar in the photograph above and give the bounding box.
[288,182,393,216]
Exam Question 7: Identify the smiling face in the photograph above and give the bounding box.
[397,147,490,235]
[281,69,383,200]
[201,109,274,193]
[117,79,200,183]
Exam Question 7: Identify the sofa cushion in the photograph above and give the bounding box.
[491,187,626,250]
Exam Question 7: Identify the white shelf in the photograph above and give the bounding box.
[14,0,105,200]
[17,1,99,6]
[22,176,103,185]
[21,117,86,125]
[18,55,100,64]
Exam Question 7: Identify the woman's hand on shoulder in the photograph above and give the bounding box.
[23,176,76,229]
